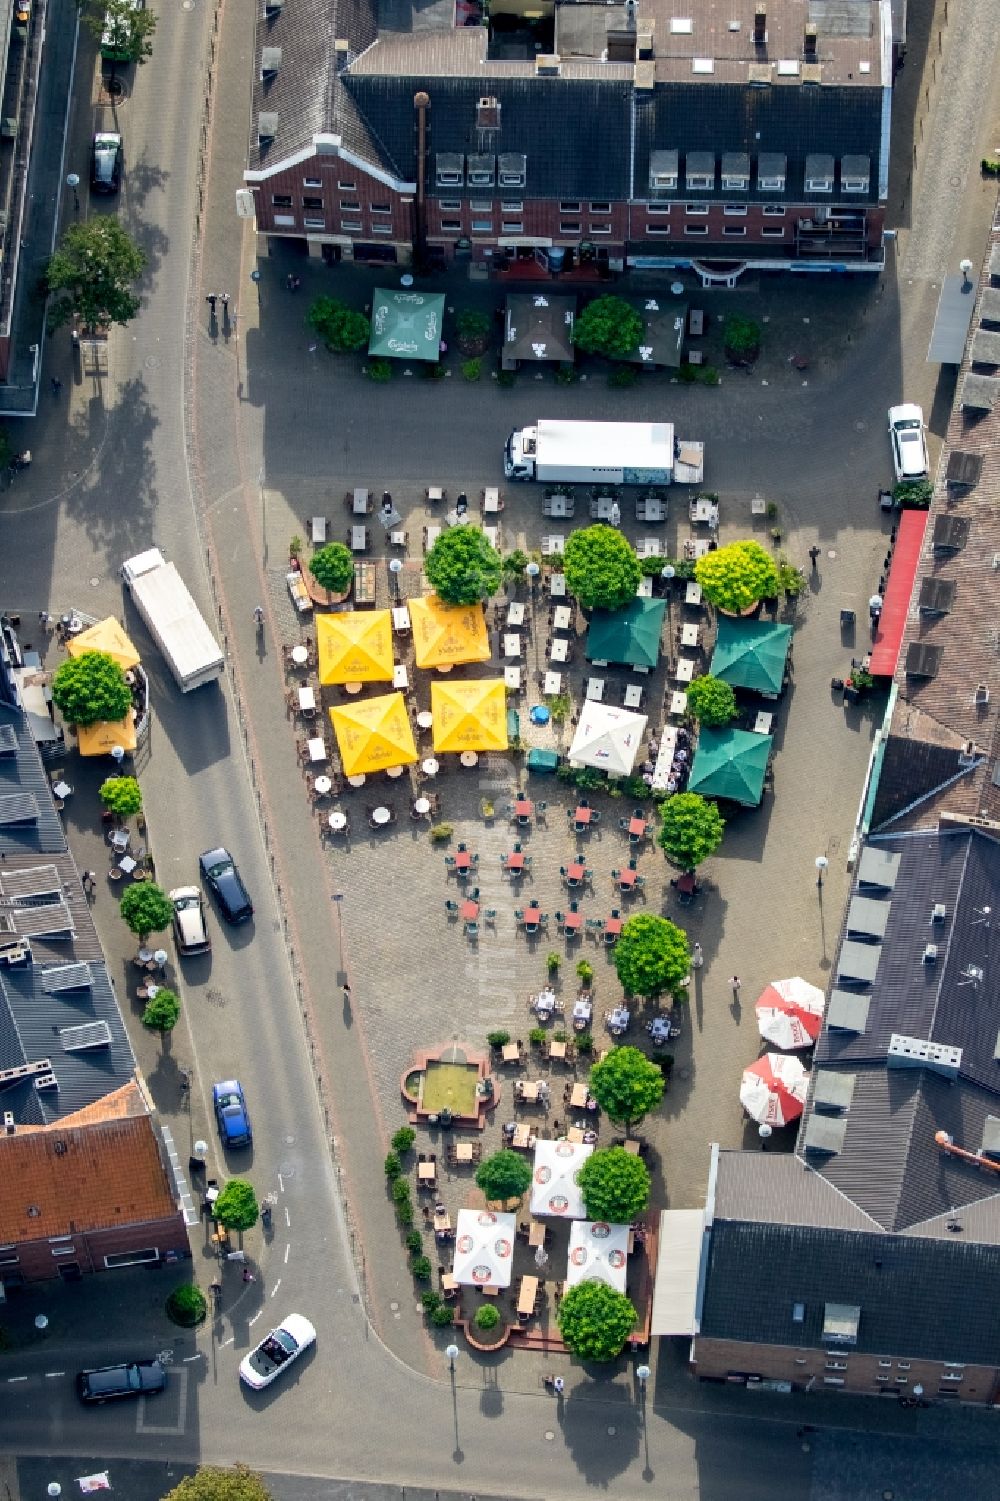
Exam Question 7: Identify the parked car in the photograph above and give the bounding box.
[90,131,123,195]
[169,885,210,955]
[888,403,928,482]
[77,1358,166,1404]
[239,1315,316,1390]
[213,1079,252,1148]
[199,846,253,923]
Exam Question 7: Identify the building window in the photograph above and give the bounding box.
[686,175,713,191]
[652,174,677,191]
[341,220,362,232]
[304,176,322,188]
[370,224,392,235]
[273,215,296,227]
[645,202,670,215]
[469,171,494,187]
[943,1364,965,1373]
[825,1361,847,1372]
[471,219,493,232]
[761,226,784,238]
[338,180,357,190]
[302,196,323,211]
[371,203,391,214]
[340,201,361,213]
[440,219,462,231]
[792,1303,805,1323]
[590,202,611,214]
[502,222,523,234]
[501,201,523,213]
[0,1254,20,1266]
[51,1245,77,1257]
[683,225,708,236]
[823,1377,845,1386]
[940,1372,964,1383]
[272,194,292,208]
[763,204,785,216]
[560,201,581,213]
[722,226,747,237]
[499,169,525,187]
[722,176,748,192]
[560,223,581,235]
[878,1360,892,1369]
[685,203,709,215]
[105,1248,160,1268]
[645,225,673,235]
[806,175,832,193]
[437,169,462,187]
[724,203,747,216]
[303,218,326,230]
[439,199,461,211]
[469,201,493,212]
[897,1363,911,1371]
[590,225,612,235]
[842,177,868,193]
[758,176,785,192]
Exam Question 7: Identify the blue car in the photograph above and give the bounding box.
[213,1079,252,1149]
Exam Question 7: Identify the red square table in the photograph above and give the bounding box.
[454,850,473,871]
[513,798,533,820]
[523,906,542,928]
[562,911,583,932]
[605,915,623,937]
[618,868,638,889]
[574,807,593,826]
[505,851,526,872]
[628,817,647,838]
[566,861,586,885]
[460,900,480,922]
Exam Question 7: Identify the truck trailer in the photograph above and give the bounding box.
[121,548,224,693]
[504,419,703,485]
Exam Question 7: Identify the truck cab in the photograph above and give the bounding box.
[505,427,537,481]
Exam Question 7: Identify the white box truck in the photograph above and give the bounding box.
[504,419,703,485]
[121,549,224,693]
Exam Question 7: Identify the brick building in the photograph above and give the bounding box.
[246,0,891,279]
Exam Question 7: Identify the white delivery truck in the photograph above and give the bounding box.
[121,548,225,693]
[504,419,704,486]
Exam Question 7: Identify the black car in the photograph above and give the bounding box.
[199,846,253,923]
[77,1358,166,1404]
[90,131,123,194]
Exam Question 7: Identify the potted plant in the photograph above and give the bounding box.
[465,1302,510,1350]
[546,952,561,976]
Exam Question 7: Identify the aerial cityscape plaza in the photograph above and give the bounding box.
[0,0,998,1494]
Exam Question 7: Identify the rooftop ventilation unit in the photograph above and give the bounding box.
[257,113,278,144]
[2,1112,14,1135]
[975,683,990,705]
[932,903,947,922]
[922,943,938,963]
[753,3,766,45]
[59,1021,112,1053]
[887,1034,962,1079]
[958,740,976,766]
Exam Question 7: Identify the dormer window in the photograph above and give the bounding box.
[840,155,870,194]
[649,149,678,193]
[805,154,834,192]
[685,152,715,191]
[721,152,750,192]
[498,153,526,188]
[757,153,786,192]
[436,153,464,188]
[467,154,495,187]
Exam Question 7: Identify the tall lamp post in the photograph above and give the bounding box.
[65,172,79,213]
[389,557,403,598]
[445,1342,459,1373]
[815,855,829,888]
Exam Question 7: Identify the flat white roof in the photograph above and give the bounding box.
[650,1209,705,1337]
[536,420,674,470]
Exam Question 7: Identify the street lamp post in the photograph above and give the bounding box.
[65,172,79,213]
[636,1363,651,1391]
[758,1123,772,1150]
[389,557,403,598]
[959,258,973,287]
[815,855,829,888]
[445,1342,459,1372]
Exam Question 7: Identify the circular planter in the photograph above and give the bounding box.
[464,1317,512,1353]
[402,1070,423,1104]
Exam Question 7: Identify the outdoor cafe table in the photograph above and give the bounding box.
[422,758,439,776]
[417,1161,437,1184]
[546,495,573,519]
[608,1006,631,1032]
[572,998,592,1025]
[566,860,586,885]
[562,910,584,932]
[507,602,525,627]
[548,1040,567,1061]
[650,733,679,791]
[637,537,662,558]
[505,666,522,690]
[392,605,411,632]
[566,1127,586,1144]
[352,488,369,514]
[532,987,555,1013]
[350,526,368,552]
[313,774,333,796]
[570,1082,590,1109]
[550,637,569,663]
[517,1080,542,1102]
[307,737,327,763]
[371,806,392,826]
[754,711,774,734]
[624,684,643,708]
[549,572,567,597]
[543,671,562,695]
[504,634,522,658]
[386,763,405,776]
[416,711,434,729]
[427,486,444,503]
[460,751,479,768]
[681,623,700,648]
[649,1018,672,1045]
[347,774,367,788]
[514,797,533,821]
[512,1124,533,1149]
[501,1043,521,1064]
[328,811,347,832]
[617,867,638,889]
[393,665,408,690]
[390,529,407,547]
[460,899,480,922]
[454,850,474,871]
[505,850,526,872]
[413,797,431,815]
[528,1221,547,1247]
[623,1139,642,1155]
[517,1276,539,1316]
[298,685,316,713]
[433,1207,451,1232]
[586,677,605,701]
[290,644,309,666]
[343,681,363,695]
[669,691,688,717]
[628,816,647,838]
[574,806,593,826]
[636,576,653,598]
[605,914,623,938]
[523,906,543,931]
[685,581,703,605]
[675,657,696,684]
[483,487,501,514]
[453,1142,474,1164]
[552,605,573,631]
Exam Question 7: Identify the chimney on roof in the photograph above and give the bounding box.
[535,54,561,76]
[334,38,350,71]
[476,95,500,129]
[3,1111,14,1135]
[804,22,818,59]
[753,4,766,46]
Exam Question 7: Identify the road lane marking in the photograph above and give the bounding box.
[137,1367,187,1436]
[270,1278,281,1298]
[183,1354,204,1363]
[249,1311,262,1325]
[283,1244,290,1264]
[220,1336,234,1347]
[44,1371,66,1378]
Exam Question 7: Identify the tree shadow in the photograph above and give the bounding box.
[62,375,159,566]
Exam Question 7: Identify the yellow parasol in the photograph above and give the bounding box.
[329,692,417,776]
[409,595,490,670]
[77,709,138,758]
[432,679,509,754]
[316,610,394,686]
[66,618,141,671]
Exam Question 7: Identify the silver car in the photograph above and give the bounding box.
[169,885,210,955]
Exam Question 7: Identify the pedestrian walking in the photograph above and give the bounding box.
[342,981,352,1004]
[221,292,230,307]
[730,975,741,1001]
[38,611,50,627]
[808,545,820,570]
[206,293,217,312]
[242,1267,255,1283]
[50,376,61,396]
[692,942,703,969]
[81,870,95,894]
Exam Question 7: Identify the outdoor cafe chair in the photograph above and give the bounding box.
[465,921,479,937]
[586,917,605,932]
[444,855,457,867]
[514,908,525,921]
[483,908,498,922]
[445,900,459,914]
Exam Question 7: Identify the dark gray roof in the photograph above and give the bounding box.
[0,706,65,855]
[700,1219,1000,1363]
[713,1149,879,1231]
[503,293,576,363]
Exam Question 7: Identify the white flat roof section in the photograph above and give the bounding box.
[650,1209,705,1337]
[535,420,674,471]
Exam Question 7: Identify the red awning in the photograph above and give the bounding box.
[869,509,929,677]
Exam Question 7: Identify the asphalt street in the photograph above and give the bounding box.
[0,0,999,1491]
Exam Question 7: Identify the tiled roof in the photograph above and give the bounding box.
[699,1219,1000,1363]
[0,1085,178,1241]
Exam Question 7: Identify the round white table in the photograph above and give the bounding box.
[371,806,391,826]
[436,664,453,674]
[291,645,309,665]
[459,751,479,767]
[314,775,333,796]
[385,764,404,778]
[347,773,367,788]
[328,811,348,831]
[344,681,363,695]
[421,758,439,777]
[416,711,434,730]
[413,797,431,815]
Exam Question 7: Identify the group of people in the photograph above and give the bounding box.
[640,725,692,795]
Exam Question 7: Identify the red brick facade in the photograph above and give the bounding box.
[0,1214,191,1284]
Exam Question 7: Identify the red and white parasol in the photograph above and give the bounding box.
[755,976,826,1050]
[740,1053,810,1127]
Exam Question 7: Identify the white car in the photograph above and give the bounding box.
[888,403,928,482]
[239,1314,316,1390]
[169,886,210,956]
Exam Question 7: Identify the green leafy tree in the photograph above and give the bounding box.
[85,0,157,77]
[572,295,643,359]
[425,525,501,605]
[52,650,131,727]
[657,791,725,871]
[142,988,180,1038]
[776,556,806,597]
[162,1466,272,1501]
[563,526,641,611]
[722,313,761,363]
[475,1148,532,1206]
[213,1179,259,1233]
[685,674,737,727]
[577,1145,651,1223]
[456,309,491,349]
[557,1279,637,1361]
[614,913,691,998]
[45,218,146,333]
[695,539,779,615]
[306,296,370,353]
[165,1283,206,1328]
[309,542,354,593]
[589,1045,665,1130]
[99,774,142,818]
[119,882,174,939]
[474,1304,500,1331]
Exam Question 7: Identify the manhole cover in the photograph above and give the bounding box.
[827,549,837,559]
[854,420,866,431]
[145,356,161,369]
[949,175,962,188]
[607,1425,617,1436]
[389,1301,399,1312]
[90,576,100,586]
[544,1430,555,1441]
